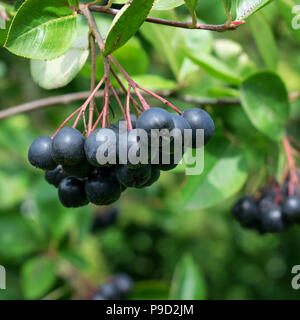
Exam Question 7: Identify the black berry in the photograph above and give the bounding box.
[28,136,57,170]
[282,196,300,223]
[58,177,88,208]
[182,108,214,147]
[85,171,121,205]
[45,165,67,188]
[115,165,152,188]
[52,127,85,165]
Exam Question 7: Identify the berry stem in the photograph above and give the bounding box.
[136,84,182,114]
[72,75,106,130]
[110,84,127,121]
[283,136,298,195]
[126,85,133,131]
[52,106,83,138]
[88,32,96,135]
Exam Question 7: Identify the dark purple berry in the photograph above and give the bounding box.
[58,177,88,208]
[52,127,85,165]
[28,136,57,170]
[45,165,67,188]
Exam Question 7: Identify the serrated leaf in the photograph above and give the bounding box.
[22,256,56,299]
[240,72,290,141]
[169,255,206,300]
[182,138,247,210]
[5,0,77,60]
[250,12,277,70]
[104,0,155,56]
[30,16,90,89]
[236,0,273,20]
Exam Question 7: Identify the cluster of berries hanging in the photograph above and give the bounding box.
[28,106,214,208]
[232,174,300,234]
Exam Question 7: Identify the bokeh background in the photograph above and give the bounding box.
[1,0,300,300]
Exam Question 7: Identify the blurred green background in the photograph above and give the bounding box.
[1,0,300,300]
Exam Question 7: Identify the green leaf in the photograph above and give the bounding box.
[22,256,56,299]
[222,0,232,13]
[30,16,90,89]
[104,0,155,56]
[152,0,185,10]
[5,0,77,60]
[236,0,274,20]
[186,51,242,85]
[140,11,183,80]
[0,217,39,259]
[132,74,177,91]
[182,138,247,209]
[250,12,277,70]
[278,0,300,45]
[184,0,199,10]
[68,0,79,8]
[169,255,206,300]
[240,71,290,141]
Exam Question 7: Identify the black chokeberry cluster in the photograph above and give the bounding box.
[92,273,133,300]
[232,179,300,234]
[28,107,214,208]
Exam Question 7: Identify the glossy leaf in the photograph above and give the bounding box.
[250,12,277,70]
[30,16,90,89]
[169,255,206,300]
[104,0,155,56]
[22,256,56,299]
[5,0,77,60]
[240,72,290,141]
[182,138,247,209]
[236,0,273,20]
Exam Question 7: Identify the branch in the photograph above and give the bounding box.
[0,91,105,120]
[87,5,245,31]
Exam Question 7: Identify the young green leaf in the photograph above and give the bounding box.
[236,0,273,20]
[250,12,278,70]
[169,255,206,300]
[104,0,155,56]
[22,256,56,299]
[222,0,232,14]
[240,72,290,141]
[5,0,77,60]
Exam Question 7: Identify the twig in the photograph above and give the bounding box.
[87,5,245,31]
[88,32,96,134]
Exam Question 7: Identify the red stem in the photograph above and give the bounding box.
[126,85,133,131]
[137,85,182,114]
[283,136,298,196]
